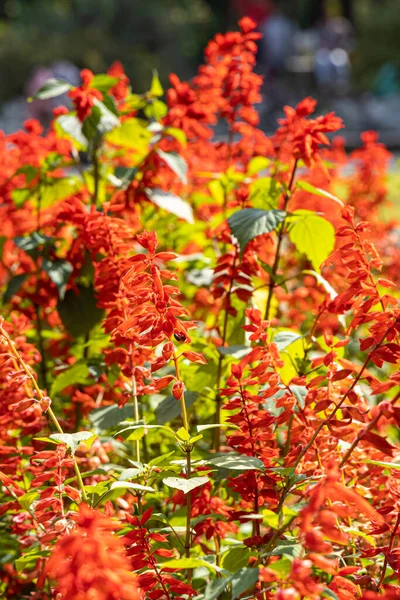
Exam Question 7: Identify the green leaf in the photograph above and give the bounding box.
[250,177,281,209]
[145,99,167,120]
[157,150,187,184]
[263,509,279,529]
[273,331,303,351]
[228,208,286,255]
[90,74,119,92]
[289,384,307,410]
[296,180,343,207]
[216,345,251,359]
[14,232,54,258]
[366,460,400,470]
[201,578,231,600]
[176,427,190,442]
[51,362,91,397]
[3,274,27,303]
[89,403,135,433]
[161,558,212,570]
[266,540,303,559]
[207,454,264,471]
[32,78,71,100]
[40,176,82,209]
[163,476,209,494]
[248,156,270,175]
[322,589,340,600]
[222,547,251,572]
[56,114,88,148]
[155,392,198,425]
[105,117,151,151]
[148,451,176,468]
[15,548,50,573]
[118,466,146,480]
[197,423,238,433]
[165,127,186,146]
[50,431,98,455]
[42,258,73,299]
[288,210,335,272]
[150,70,164,97]
[57,284,104,338]
[18,491,39,511]
[110,481,154,493]
[145,188,194,224]
[231,568,259,599]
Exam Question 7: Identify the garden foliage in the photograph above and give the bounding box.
[0,16,400,600]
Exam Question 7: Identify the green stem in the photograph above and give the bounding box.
[264,159,298,321]
[0,323,88,503]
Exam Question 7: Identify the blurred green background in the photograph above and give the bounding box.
[0,0,398,101]
[0,0,400,141]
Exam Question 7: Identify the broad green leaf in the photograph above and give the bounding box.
[90,74,119,92]
[42,258,73,299]
[268,556,292,576]
[40,176,82,209]
[250,177,281,209]
[288,210,335,272]
[248,156,270,175]
[50,431,98,455]
[3,274,28,303]
[145,188,194,224]
[51,362,91,397]
[15,548,50,572]
[216,345,251,359]
[207,454,264,471]
[289,384,307,410]
[266,540,303,559]
[165,127,186,146]
[163,476,208,494]
[176,427,190,442]
[296,180,343,207]
[157,150,187,184]
[32,78,71,100]
[201,578,231,600]
[231,568,259,599]
[222,547,251,572]
[263,509,279,529]
[148,451,176,468]
[56,114,88,149]
[145,99,167,120]
[18,491,39,511]
[228,208,286,255]
[105,118,151,151]
[89,403,135,433]
[57,285,104,338]
[161,558,214,570]
[110,481,154,493]
[155,391,198,425]
[273,331,303,351]
[119,466,146,480]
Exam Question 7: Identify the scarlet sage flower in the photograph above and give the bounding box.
[45,503,139,600]
[68,69,103,122]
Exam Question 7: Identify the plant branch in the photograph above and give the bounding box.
[264,159,298,321]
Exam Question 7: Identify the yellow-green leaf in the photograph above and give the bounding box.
[288,210,335,272]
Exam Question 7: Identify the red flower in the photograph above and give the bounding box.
[108,61,130,101]
[45,503,139,600]
[68,69,103,122]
